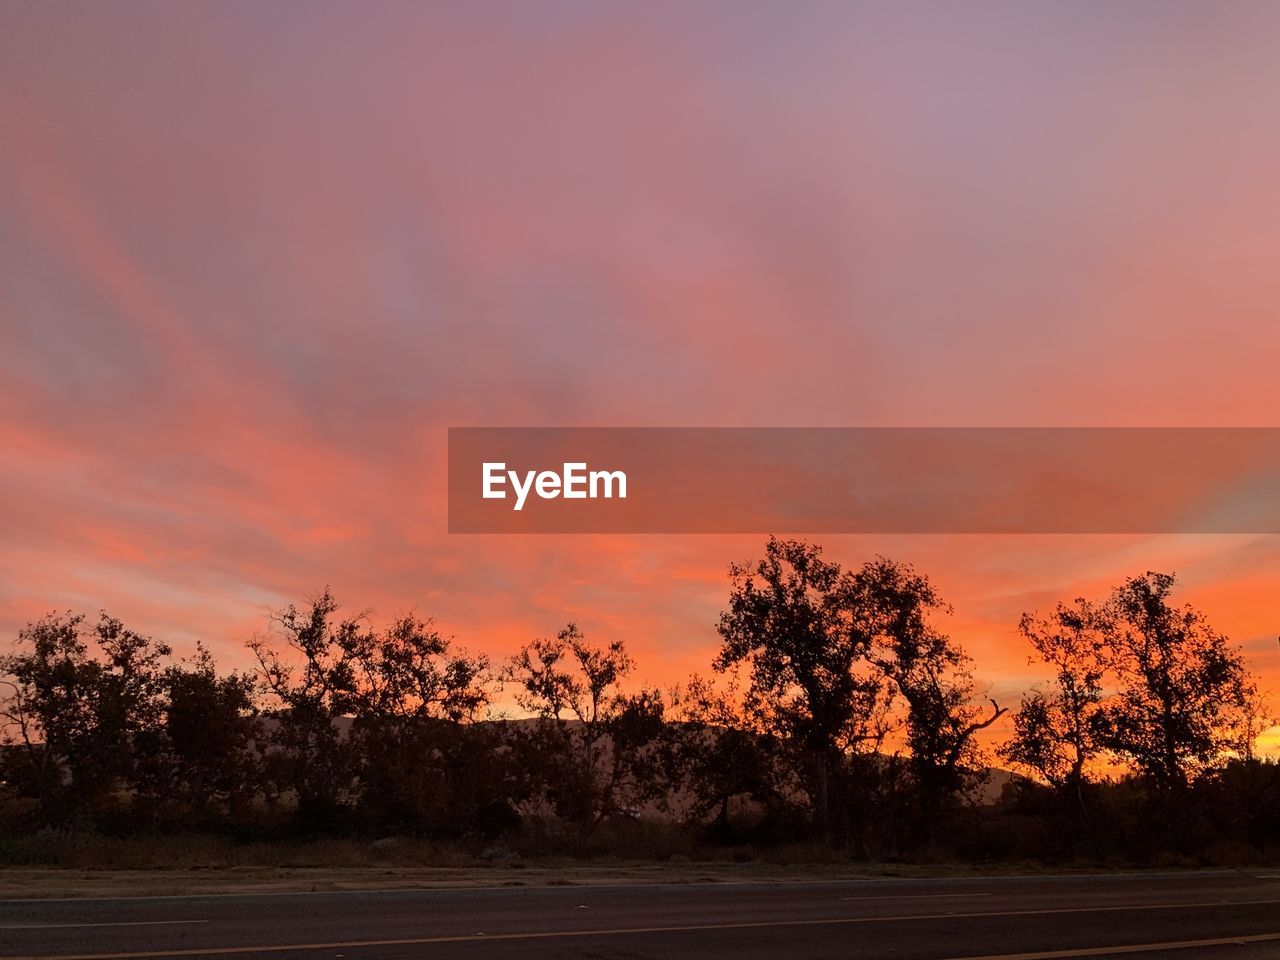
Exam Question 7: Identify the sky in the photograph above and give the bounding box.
[2,2,1279,753]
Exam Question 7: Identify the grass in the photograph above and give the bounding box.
[0,830,1240,900]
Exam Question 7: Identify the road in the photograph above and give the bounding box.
[1,870,1278,960]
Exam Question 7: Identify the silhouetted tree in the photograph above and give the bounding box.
[248,593,498,835]
[162,643,261,824]
[506,624,669,839]
[342,613,496,835]
[671,674,795,838]
[1101,572,1259,795]
[715,538,905,844]
[247,590,364,828]
[0,567,1273,866]
[864,558,1004,847]
[1001,598,1109,853]
[0,612,171,825]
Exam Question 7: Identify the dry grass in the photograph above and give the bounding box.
[0,860,1083,900]
[0,830,1233,900]
[0,831,1105,899]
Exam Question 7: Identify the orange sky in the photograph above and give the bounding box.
[2,4,1278,756]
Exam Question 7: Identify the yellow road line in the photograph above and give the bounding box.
[6,897,1279,960]
[841,892,991,901]
[947,931,1280,959]
[0,922,207,931]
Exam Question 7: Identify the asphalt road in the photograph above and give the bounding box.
[1,870,1278,960]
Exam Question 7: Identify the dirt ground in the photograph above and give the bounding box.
[0,860,1052,899]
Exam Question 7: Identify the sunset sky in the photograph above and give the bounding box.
[2,2,1278,753]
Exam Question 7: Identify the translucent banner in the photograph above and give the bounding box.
[447,428,1280,533]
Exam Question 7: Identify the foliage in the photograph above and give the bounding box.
[0,545,1271,865]
[505,624,674,839]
